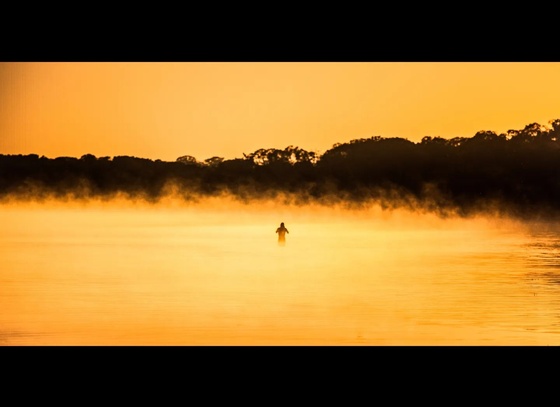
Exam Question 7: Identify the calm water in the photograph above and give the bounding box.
[2,198,560,346]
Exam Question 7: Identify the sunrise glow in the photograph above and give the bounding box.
[2,62,559,162]
[2,62,560,345]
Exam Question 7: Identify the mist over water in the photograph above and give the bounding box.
[2,104,559,344]
[2,195,560,345]
[3,118,560,223]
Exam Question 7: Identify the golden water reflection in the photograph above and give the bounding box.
[1,198,560,345]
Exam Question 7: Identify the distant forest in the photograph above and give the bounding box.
[2,119,560,219]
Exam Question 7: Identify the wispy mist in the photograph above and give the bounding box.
[2,119,560,221]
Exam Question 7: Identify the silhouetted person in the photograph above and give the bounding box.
[276,222,289,245]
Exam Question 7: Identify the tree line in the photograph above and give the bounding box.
[1,119,560,219]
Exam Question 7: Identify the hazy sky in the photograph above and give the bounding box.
[1,62,559,162]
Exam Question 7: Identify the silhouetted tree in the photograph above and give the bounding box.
[2,118,560,219]
[204,156,225,167]
[176,155,200,165]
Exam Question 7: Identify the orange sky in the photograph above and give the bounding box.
[1,62,559,162]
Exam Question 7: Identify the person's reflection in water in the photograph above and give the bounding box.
[276,222,289,246]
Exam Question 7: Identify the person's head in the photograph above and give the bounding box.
[280,222,284,227]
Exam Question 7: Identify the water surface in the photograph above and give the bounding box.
[2,198,559,345]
